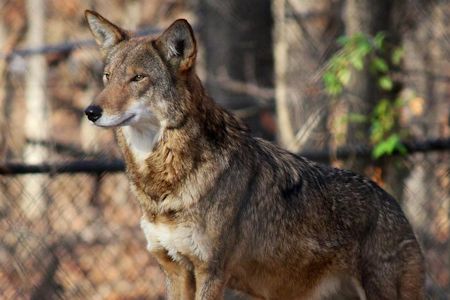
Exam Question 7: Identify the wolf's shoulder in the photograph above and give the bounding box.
[248,137,392,199]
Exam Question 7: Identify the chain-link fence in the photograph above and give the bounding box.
[0,0,449,299]
[1,172,167,299]
[2,145,450,299]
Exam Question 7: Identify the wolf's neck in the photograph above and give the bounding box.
[115,119,199,203]
[119,125,161,163]
[115,78,247,207]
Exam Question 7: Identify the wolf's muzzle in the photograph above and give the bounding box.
[84,105,103,122]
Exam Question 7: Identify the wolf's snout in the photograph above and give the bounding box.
[84,105,103,122]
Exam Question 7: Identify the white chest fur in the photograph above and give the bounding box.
[122,125,160,163]
[140,217,211,263]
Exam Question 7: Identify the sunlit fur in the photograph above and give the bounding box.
[85,10,425,300]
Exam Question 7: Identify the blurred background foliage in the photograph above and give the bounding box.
[0,0,449,299]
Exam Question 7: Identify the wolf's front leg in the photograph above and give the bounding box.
[165,268,196,300]
[194,265,227,300]
[152,250,196,300]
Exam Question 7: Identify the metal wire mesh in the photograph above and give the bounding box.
[0,0,449,299]
[0,173,166,299]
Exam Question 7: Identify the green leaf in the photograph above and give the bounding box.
[323,69,345,96]
[347,113,368,123]
[332,56,346,69]
[378,76,393,91]
[337,68,351,85]
[373,143,389,158]
[323,72,336,85]
[324,72,337,86]
[352,33,366,45]
[326,84,343,96]
[370,121,384,143]
[373,142,389,158]
[391,47,404,65]
[374,99,390,116]
[356,42,372,57]
[373,32,386,49]
[371,57,389,73]
[372,134,402,158]
[350,55,364,70]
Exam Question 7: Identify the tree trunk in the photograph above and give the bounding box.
[198,0,274,139]
[273,0,343,152]
[21,0,48,219]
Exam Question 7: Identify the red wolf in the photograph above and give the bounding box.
[84,10,425,300]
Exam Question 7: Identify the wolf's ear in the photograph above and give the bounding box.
[85,10,127,53]
[155,19,196,72]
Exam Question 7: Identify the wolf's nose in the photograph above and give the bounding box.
[84,105,103,122]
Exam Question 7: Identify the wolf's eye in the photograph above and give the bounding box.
[103,72,110,82]
[131,74,146,82]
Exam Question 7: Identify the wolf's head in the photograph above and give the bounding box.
[84,10,197,130]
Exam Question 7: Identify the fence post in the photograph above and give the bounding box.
[21,0,48,219]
